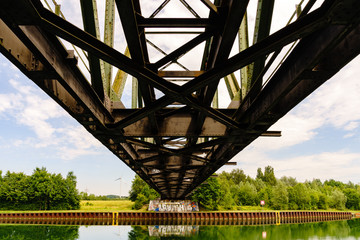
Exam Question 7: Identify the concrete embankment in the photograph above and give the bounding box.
[0,211,353,225]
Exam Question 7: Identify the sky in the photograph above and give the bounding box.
[1,0,360,196]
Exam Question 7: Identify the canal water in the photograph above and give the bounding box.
[0,218,359,239]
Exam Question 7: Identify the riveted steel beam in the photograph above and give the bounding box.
[153,31,214,70]
[80,0,105,101]
[103,0,115,97]
[248,0,275,101]
[137,17,215,28]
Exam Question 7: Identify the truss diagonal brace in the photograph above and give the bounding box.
[111,4,332,130]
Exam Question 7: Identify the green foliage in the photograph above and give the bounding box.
[209,166,360,211]
[221,169,246,185]
[281,176,298,187]
[79,192,121,200]
[343,188,360,210]
[264,166,277,186]
[317,193,328,209]
[191,177,221,210]
[130,166,360,211]
[271,182,289,210]
[256,168,264,180]
[329,189,347,210]
[236,182,257,206]
[129,175,160,210]
[0,168,80,210]
[0,225,79,239]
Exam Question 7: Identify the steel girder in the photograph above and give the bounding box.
[0,0,360,199]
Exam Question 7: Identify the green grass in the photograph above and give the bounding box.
[0,200,141,213]
[80,200,136,212]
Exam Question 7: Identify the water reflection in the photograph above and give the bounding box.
[0,219,358,239]
[148,225,199,237]
[0,225,79,239]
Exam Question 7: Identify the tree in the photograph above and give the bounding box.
[256,168,264,181]
[220,169,247,184]
[257,186,272,207]
[325,179,345,189]
[191,177,221,210]
[317,193,328,209]
[129,175,147,202]
[293,183,311,209]
[280,176,298,187]
[30,167,54,210]
[0,168,80,210]
[329,189,347,210]
[237,182,257,206]
[129,175,160,209]
[271,182,288,210]
[343,188,360,210]
[264,166,277,186]
[230,169,247,184]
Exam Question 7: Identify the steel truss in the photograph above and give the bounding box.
[0,0,360,199]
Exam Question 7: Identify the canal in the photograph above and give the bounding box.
[0,218,359,239]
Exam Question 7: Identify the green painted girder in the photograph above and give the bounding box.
[111,47,130,101]
[212,89,218,108]
[115,0,155,108]
[224,73,240,101]
[248,0,275,100]
[103,0,115,98]
[238,12,250,101]
[131,76,138,108]
[80,0,104,101]
[201,0,249,106]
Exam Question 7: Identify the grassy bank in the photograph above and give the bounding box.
[80,200,136,211]
[0,200,143,213]
[0,200,358,213]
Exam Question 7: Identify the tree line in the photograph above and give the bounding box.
[191,166,360,210]
[0,168,80,210]
[79,192,123,200]
[130,166,360,211]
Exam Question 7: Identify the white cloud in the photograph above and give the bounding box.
[228,147,360,183]
[0,78,104,160]
[344,121,359,131]
[250,55,360,151]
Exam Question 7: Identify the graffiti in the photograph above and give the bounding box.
[148,225,199,237]
[148,200,199,212]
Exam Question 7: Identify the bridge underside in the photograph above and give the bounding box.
[1,0,360,199]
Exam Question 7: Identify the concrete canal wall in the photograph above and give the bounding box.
[0,211,353,225]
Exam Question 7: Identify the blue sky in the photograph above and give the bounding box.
[1,0,360,196]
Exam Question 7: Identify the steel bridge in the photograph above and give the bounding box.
[0,0,360,199]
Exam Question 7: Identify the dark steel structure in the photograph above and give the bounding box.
[0,0,360,199]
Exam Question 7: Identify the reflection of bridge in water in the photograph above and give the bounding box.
[0,0,360,199]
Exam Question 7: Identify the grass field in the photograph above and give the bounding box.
[0,200,142,213]
[80,200,137,212]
